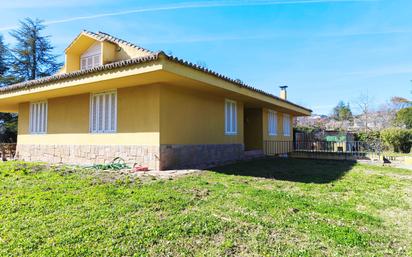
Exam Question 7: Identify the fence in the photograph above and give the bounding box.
[264,140,381,160]
[0,143,16,161]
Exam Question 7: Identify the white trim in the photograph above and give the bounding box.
[90,90,117,133]
[268,109,277,136]
[225,99,237,135]
[283,113,291,137]
[80,54,101,70]
[29,101,47,134]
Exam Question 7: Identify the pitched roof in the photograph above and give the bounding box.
[81,30,153,55]
[0,32,312,113]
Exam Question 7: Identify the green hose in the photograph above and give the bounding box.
[89,157,130,171]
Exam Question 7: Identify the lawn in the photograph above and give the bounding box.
[0,159,411,256]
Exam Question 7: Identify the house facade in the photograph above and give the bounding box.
[0,31,311,170]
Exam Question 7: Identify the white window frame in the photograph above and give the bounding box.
[80,42,102,70]
[29,101,48,134]
[283,113,291,137]
[225,99,237,135]
[268,110,277,136]
[80,54,101,70]
[90,90,117,133]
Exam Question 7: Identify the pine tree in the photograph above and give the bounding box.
[0,34,10,86]
[332,101,353,121]
[10,18,61,82]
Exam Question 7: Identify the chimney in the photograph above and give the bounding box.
[279,85,288,100]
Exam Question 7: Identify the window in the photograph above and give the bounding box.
[225,99,237,135]
[29,101,47,134]
[81,54,101,70]
[80,42,102,70]
[268,110,277,136]
[90,91,117,133]
[283,113,291,136]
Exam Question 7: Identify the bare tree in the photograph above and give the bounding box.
[355,93,374,132]
[376,102,396,129]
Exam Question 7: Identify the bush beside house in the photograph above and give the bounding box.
[380,128,412,153]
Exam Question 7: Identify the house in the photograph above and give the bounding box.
[0,31,311,170]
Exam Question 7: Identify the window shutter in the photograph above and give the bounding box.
[225,100,237,134]
[110,93,116,131]
[283,114,290,136]
[90,91,117,133]
[29,101,47,134]
[268,110,277,136]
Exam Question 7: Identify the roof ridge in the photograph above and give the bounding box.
[95,30,153,54]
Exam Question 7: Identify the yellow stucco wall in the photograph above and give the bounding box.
[48,94,90,134]
[17,85,161,145]
[17,102,29,135]
[102,41,116,65]
[16,83,296,149]
[64,54,80,73]
[159,85,243,145]
[244,108,263,150]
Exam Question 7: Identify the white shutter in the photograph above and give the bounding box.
[283,114,291,136]
[29,101,47,134]
[93,55,100,67]
[90,91,117,133]
[225,99,237,135]
[268,110,277,136]
[81,58,87,70]
[104,94,110,131]
[234,102,237,133]
[110,93,116,131]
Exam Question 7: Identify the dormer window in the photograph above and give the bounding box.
[81,55,101,70]
[80,42,101,70]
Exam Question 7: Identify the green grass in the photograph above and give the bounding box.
[381,151,411,157]
[0,159,411,256]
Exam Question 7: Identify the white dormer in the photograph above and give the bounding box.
[80,42,101,70]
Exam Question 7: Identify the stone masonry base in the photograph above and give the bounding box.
[159,144,244,170]
[16,143,244,170]
[16,144,160,170]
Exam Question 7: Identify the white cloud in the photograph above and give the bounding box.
[0,0,379,31]
[0,0,111,9]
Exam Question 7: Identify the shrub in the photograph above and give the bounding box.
[396,107,412,129]
[355,131,380,143]
[380,128,412,153]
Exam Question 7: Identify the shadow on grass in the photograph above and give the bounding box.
[212,157,356,184]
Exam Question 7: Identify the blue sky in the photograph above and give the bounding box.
[0,0,411,114]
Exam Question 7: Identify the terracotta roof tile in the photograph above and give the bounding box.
[0,32,311,113]
[83,30,153,55]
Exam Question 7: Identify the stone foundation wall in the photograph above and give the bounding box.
[159,144,244,170]
[16,144,160,170]
[16,143,245,170]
